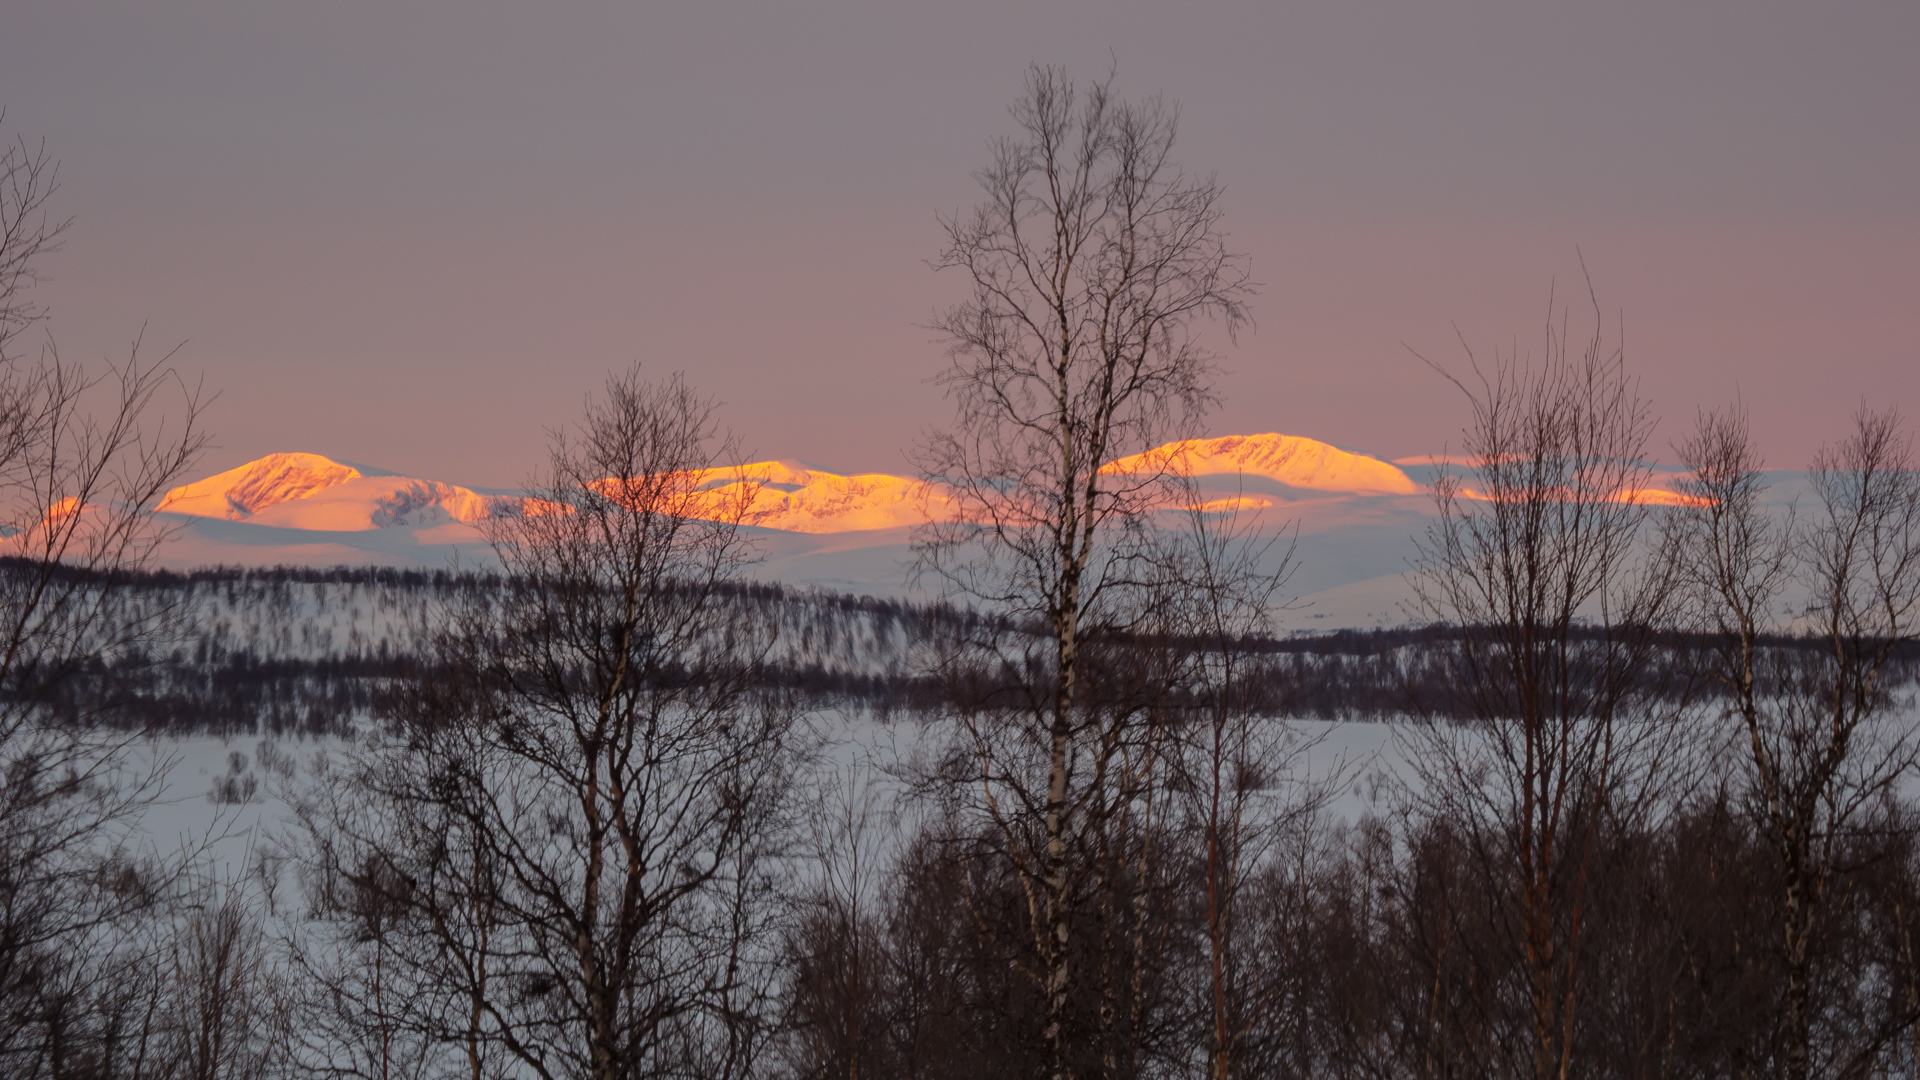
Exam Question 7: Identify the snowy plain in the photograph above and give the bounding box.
[125,712,1409,911]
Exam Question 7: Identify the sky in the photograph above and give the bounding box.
[3,1,1916,488]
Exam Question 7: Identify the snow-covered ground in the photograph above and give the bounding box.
[124,712,1410,900]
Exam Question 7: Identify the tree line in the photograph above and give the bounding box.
[29,561,1907,739]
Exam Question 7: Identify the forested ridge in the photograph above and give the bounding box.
[29,561,1911,738]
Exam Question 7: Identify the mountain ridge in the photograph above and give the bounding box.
[156,452,496,531]
[148,433,1419,537]
[101,432,1721,628]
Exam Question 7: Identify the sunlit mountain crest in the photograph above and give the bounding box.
[158,452,362,518]
[128,435,1711,621]
[1104,433,1419,495]
[678,460,956,534]
[151,434,1431,539]
[1453,484,1704,507]
[583,461,948,534]
[157,452,493,531]
[156,437,1413,535]
[0,496,94,546]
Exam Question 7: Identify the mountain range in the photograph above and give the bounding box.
[31,433,1714,630]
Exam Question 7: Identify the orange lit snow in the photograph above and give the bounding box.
[1455,485,1707,507]
[158,452,363,518]
[41,495,85,529]
[597,461,957,534]
[0,495,101,551]
[1105,434,1419,495]
[158,453,496,531]
[1182,496,1275,513]
[155,433,1437,541]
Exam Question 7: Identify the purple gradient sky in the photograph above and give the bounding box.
[3,1,1915,488]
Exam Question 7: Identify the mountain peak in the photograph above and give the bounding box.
[158,452,493,530]
[1103,433,1417,495]
[684,462,949,533]
[149,431,1417,544]
[159,452,363,519]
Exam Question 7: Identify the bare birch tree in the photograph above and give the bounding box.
[163,894,292,1080]
[0,114,209,1076]
[1671,404,1920,1080]
[1405,289,1683,1080]
[300,369,798,1080]
[1158,501,1339,1080]
[913,64,1252,1080]
[780,760,896,1080]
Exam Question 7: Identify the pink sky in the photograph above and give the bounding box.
[5,1,1915,488]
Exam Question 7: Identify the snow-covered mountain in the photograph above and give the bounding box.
[124,434,1435,626]
[674,460,960,533]
[1104,433,1420,496]
[125,433,1699,629]
[157,452,495,529]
